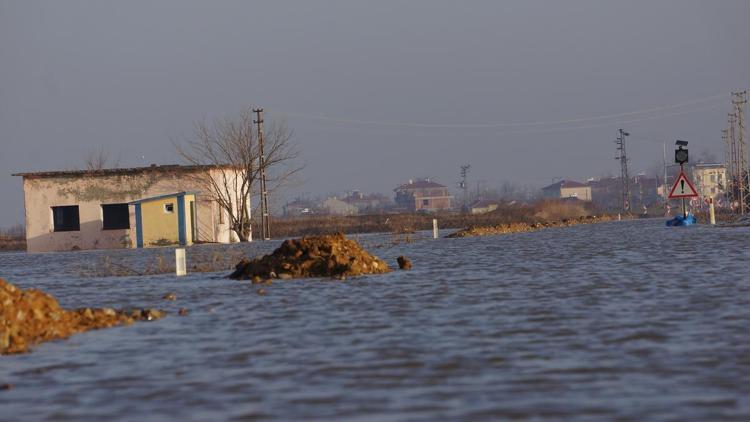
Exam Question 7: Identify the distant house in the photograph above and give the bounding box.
[691,163,726,202]
[394,179,453,212]
[341,190,390,214]
[470,199,500,215]
[587,177,620,209]
[321,197,358,216]
[541,180,592,201]
[590,176,662,210]
[283,198,316,216]
[13,165,245,252]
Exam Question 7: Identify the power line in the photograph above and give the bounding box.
[269,93,726,129]
[495,102,724,136]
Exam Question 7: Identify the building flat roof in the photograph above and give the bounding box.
[12,164,233,178]
[542,180,589,190]
[692,163,725,168]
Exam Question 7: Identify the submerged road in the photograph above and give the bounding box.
[1,219,749,420]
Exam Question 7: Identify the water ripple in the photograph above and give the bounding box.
[2,220,750,420]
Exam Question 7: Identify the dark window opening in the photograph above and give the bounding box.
[52,206,80,232]
[164,203,174,213]
[422,199,430,206]
[102,203,130,230]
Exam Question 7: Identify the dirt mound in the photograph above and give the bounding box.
[447,215,615,238]
[229,233,391,280]
[1,279,164,355]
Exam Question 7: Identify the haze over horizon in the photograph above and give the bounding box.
[2,1,749,225]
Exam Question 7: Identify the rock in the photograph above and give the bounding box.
[140,309,164,321]
[162,292,177,301]
[178,308,189,316]
[0,278,165,355]
[229,233,391,281]
[396,256,412,270]
[0,384,12,390]
[256,288,266,296]
[251,275,263,284]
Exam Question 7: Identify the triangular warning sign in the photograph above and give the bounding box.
[668,170,699,199]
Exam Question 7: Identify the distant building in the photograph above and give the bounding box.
[587,177,621,209]
[470,199,500,215]
[321,197,358,216]
[283,198,316,216]
[541,180,592,201]
[590,176,661,210]
[14,165,244,252]
[341,190,390,214]
[631,175,661,209]
[394,179,453,212]
[691,163,726,201]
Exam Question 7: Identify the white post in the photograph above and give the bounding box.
[709,198,716,225]
[432,218,438,239]
[175,248,187,276]
[618,213,621,221]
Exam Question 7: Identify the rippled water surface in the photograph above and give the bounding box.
[2,219,750,420]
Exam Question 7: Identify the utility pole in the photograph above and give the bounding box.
[733,91,748,214]
[459,164,470,213]
[722,128,730,207]
[253,108,271,240]
[662,141,668,204]
[615,129,631,211]
[727,114,738,210]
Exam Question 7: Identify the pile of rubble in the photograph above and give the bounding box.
[1,278,164,355]
[229,233,391,280]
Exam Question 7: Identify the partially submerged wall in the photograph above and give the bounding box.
[21,168,234,252]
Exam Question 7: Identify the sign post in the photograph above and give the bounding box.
[669,141,698,219]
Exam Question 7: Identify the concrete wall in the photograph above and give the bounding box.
[21,168,240,252]
[560,186,592,201]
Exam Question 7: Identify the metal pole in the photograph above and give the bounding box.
[680,163,687,218]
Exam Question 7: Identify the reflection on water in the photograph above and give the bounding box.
[1,219,749,420]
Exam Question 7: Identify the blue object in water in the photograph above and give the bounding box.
[666,213,697,227]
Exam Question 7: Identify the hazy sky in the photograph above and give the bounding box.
[2,1,749,225]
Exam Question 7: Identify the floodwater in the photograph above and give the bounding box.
[1,219,750,420]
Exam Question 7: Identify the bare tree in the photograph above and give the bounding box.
[84,146,120,170]
[174,107,302,241]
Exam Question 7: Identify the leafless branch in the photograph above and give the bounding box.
[173,107,302,241]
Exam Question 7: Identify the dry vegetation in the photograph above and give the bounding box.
[0,225,25,252]
[269,200,603,238]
